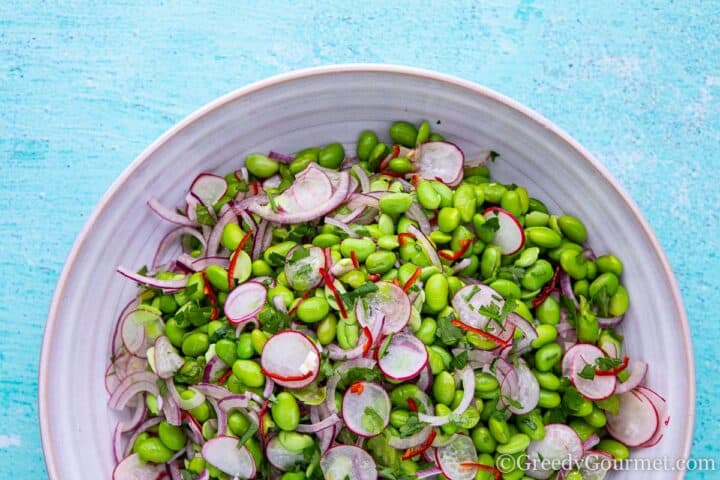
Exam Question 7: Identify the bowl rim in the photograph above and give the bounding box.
[39,63,695,479]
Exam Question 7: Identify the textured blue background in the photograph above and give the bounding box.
[1,1,718,478]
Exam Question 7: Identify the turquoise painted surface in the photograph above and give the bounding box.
[1,1,718,478]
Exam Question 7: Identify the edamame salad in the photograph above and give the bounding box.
[108,120,667,480]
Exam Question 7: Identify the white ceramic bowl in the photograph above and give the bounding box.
[40,65,694,479]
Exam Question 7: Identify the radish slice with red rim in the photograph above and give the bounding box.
[435,434,478,480]
[415,141,464,186]
[265,436,305,471]
[635,386,669,447]
[190,173,228,207]
[224,281,267,325]
[342,381,391,437]
[525,424,584,479]
[500,359,540,415]
[112,453,165,480]
[201,436,256,478]
[260,331,320,389]
[483,207,525,255]
[356,281,411,335]
[614,361,648,395]
[320,445,377,480]
[606,390,660,447]
[578,451,613,480]
[284,245,325,292]
[153,335,184,379]
[451,284,515,344]
[565,344,617,400]
[378,332,429,381]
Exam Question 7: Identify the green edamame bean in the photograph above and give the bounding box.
[278,431,314,453]
[560,250,587,280]
[586,260,598,280]
[596,254,623,276]
[246,153,279,178]
[609,285,630,316]
[526,227,562,248]
[340,238,376,262]
[318,143,345,169]
[437,207,461,233]
[146,394,160,415]
[340,269,367,289]
[207,320,224,339]
[471,426,497,453]
[186,457,206,474]
[500,190,523,217]
[489,279,522,299]
[516,410,545,441]
[514,247,540,268]
[367,143,389,171]
[389,121,418,147]
[296,296,330,323]
[574,279,589,298]
[133,433,150,455]
[221,223,245,251]
[533,371,561,391]
[480,245,503,279]
[281,472,306,480]
[378,213,395,235]
[538,390,561,409]
[174,359,202,385]
[557,215,587,244]
[379,192,414,215]
[313,233,341,248]
[489,415,511,444]
[268,285,294,309]
[569,419,596,441]
[585,407,607,428]
[264,241,297,266]
[429,231,451,245]
[232,360,265,388]
[390,409,410,428]
[481,183,507,204]
[182,332,209,356]
[158,421,186,451]
[453,184,477,222]
[450,225,473,256]
[396,215,418,234]
[337,321,359,350]
[525,211,549,227]
[251,259,272,277]
[424,273,449,313]
[272,392,300,431]
[433,371,456,405]
[317,314,337,345]
[447,276,464,297]
[365,250,396,274]
[521,259,555,291]
[496,433,531,454]
[356,130,378,161]
[548,240,584,262]
[428,348,445,374]
[235,333,254,359]
[435,404,458,435]
[531,324,557,348]
[215,339,237,365]
[596,439,630,460]
[416,121,431,145]
[388,156,413,174]
[165,319,186,348]
[415,317,437,345]
[136,437,174,463]
[390,384,422,408]
[205,265,230,292]
[428,181,452,208]
[417,180,441,210]
[228,411,251,436]
[536,296,560,325]
[397,263,418,286]
[289,151,315,175]
[474,372,500,393]
[528,197,548,213]
[377,235,399,251]
[515,186,529,213]
[534,343,563,371]
[589,272,619,297]
[577,309,600,344]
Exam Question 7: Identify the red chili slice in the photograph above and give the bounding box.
[258,399,270,440]
[532,266,561,308]
[200,272,219,320]
[216,369,233,385]
[595,356,630,376]
[438,239,472,262]
[398,232,415,246]
[261,368,313,382]
[411,174,419,188]
[402,430,437,460]
[403,268,422,293]
[391,144,400,159]
[319,267,347,318]
[181,411,202,432]
[407,398,418,412]
[350,251,360,269]
[361,326,373,356]
[349,382,365,395]
[155,472,169,480]
[451,319,511,347]
[368,273,381,282]
[227,230,254,290]
[460,463,502,480]
[288,290,312,317]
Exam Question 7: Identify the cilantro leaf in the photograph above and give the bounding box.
[592,285,611,317]
[174,302,212,329]
[195,204,216,226]
[362,407,385,435]
[258,306,292,334]
[267,252,286,266]
[339,367,383,389]
[578,364,596,380]
[436,312,464,346]
[562,387,586,413]
[339,282,379,307]
[596,356,623,371]
[398,413,429,436]
[236,420,258,448]
[180,471,199,480]
[450,350,468,370]
[290,246,310,263]
[501,395,523,410]
[498,266,526,283]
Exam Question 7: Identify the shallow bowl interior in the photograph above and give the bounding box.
[40,65,694,479]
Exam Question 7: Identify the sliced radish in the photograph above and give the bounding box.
[284,245,325,292]
[415,141,464,187]
[579,451,613,480]
[112,453,165,479]
[565,344,616,400]
[320,445,377,480]
[356,281,411,335]
[378,333,429,381]
[153,335,184,379]
[201,436,256,478]
[606,390,660,447]
[266,436,305,471]
[635,386,669,447]
[191,173,228,207]
[342,381,391,437]
[451,284,515,344]
[483,207,525,255]
[224,281,267,325]
[526,424,583,479]
[500,359,539,415]
[435,434,478,480]
[261,331,320,388]
[614,361,648,395]
[121,308,162,358]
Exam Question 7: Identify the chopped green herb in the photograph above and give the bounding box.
[289,245,310,263]
[340,282,379,306]
[361,407,385,435]
[235,421,258,448]
[450,350,468,370]
[501,395,523,410]
[436,312,464,345]
[398,413,428,436]
[195,204,216,226]
[378,333,394,359]
[578,364,596,380]
[339,367,383,389]
[267,252,286,266]
[258,306,292,334]
[596,356,624,371]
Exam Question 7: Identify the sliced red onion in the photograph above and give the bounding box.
[118,396,147,434]
[206,397,227,436]
[235,167,249,183]
[262,377,275,399]
[452,258,473,273]
[109,371,160,411]
[185,414,204,445]
[112,298,137,357]
[268,151,294,163]
[327,327,372,360]
[325,216,360,238]
[351,164,370,192]
[235,317,259,336]
[117,266,188,290]
[335,357,377,374]
[508,313,538,354]
[583,433,600,451]
[388,424,434,450]
[224,281,267,324]
[406,202,432,235]
[598,315,624,328]
[153,225,207,269]
[167,461,183,480]
[560,271,578,307]
[417,364,432,392]
[188,255,230,271]
[251,219,269,260]
[121,311,148,358]
[112,424,124,463]
[123,417,163,457]
[202,436,256,478]
[614,361,648,395]
[153,336,184,379]
[324,375,340,415]
[217,394,253,412]
[207,206,238,255]
[582,248,597,261]
[460,349,497,369]
[417,467,443,479]
[407,225,442,269]
[112,453,165,479]
[296,413,341,433]
[163,394,182,426]
[193,383,233,400]
[419,368,475,426]
[464,150,495,167]
[263,174,282,190]
[148,198,197,227]
[203,356,228,383]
